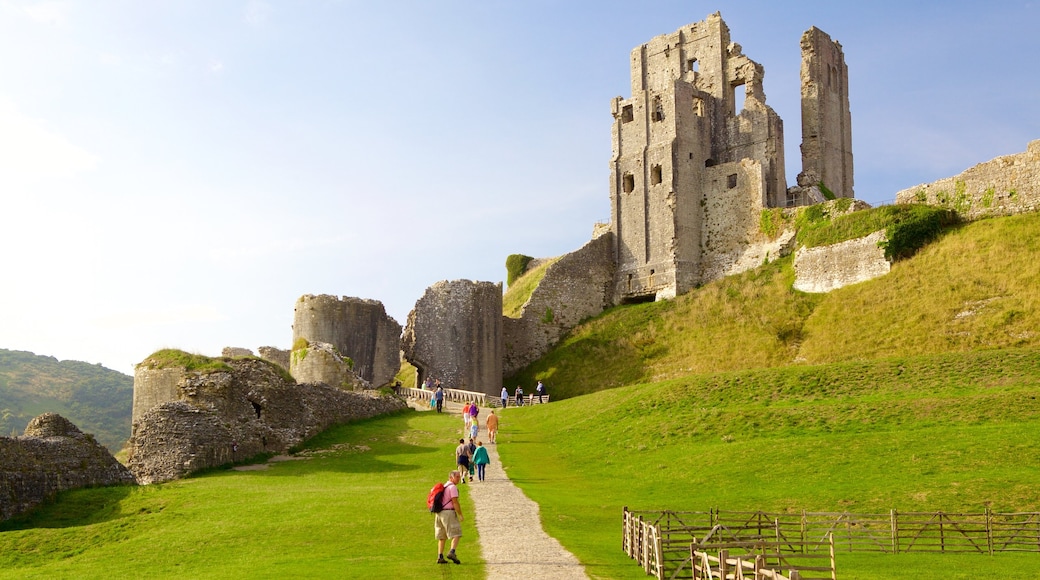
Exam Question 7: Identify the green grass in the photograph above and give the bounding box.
[137,349,232,373]
[0,410,483,579]
[503,258,559,318]
[495,351,1040,578]
[507,212,1040,396]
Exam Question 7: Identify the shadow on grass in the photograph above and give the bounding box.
[0,484,135,531]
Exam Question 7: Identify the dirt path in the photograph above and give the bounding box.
[464,441,588,579]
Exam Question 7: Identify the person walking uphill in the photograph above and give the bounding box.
[434,384,444,413]
[472,441,490,481]
[486,410,499,443]
[455,438,471,482]
[434,471,464,564]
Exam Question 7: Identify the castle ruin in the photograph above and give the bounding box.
[609,12,852,303]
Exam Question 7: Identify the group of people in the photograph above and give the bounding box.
[500,380,547,407]
[432,404,503,565]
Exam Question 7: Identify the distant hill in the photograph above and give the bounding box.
[0,349,132,452]
[508,211,1040,398]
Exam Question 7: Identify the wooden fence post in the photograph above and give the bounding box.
[829,532,836,580]
[718,549,729,579]
[986,507,993,556]
[890,509,898,554]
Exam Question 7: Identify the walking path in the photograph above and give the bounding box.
[464,441,588,579]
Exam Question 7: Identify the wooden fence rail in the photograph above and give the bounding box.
[691,535,836,580]
[624,507,1040,578]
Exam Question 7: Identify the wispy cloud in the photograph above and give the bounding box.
[243,0,272,27]
[21,0,69,26]
[0,98,99,176]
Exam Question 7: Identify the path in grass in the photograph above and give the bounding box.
[465,440,588,579]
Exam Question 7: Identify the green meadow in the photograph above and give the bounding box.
[4,212,1040,578]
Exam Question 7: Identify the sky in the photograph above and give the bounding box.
[1,1,1038,376]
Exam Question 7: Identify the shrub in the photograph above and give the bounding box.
[505,254,534,287]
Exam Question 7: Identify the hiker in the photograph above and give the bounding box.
[486,410,499,443]
[536,381,545,403]
[514,385,524,407]
[472,441,490,482]
[469,418,479,440]
[500,386,509,408]
[434,384,444,413]
[467,438,477,481]
[462,402,472,432]
[434,470,464,564]
[469,401,479,425]
[455,438,471,483]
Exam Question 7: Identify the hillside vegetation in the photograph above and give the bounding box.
[0,350,132,451]
[508,211,1040,396]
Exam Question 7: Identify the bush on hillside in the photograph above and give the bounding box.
[505,254,534,287]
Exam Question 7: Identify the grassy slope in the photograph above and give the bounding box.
[496,351,1040,579]
[508,212,1040,396]
[0,410,482,580]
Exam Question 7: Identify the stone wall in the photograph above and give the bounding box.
[1,413,135,521]
[401,280,503,396]
[258,346,290,370]
[895,140,1040,220]
[793,230,890,293]
[132,366,182,424]
[290,341,368,389]
[127,357,407,484]
[292,295,402,387]
[798,26,854,199]
[503,233,616,376]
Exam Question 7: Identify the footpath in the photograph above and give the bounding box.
[464,441,588,579]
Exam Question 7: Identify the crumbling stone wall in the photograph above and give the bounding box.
[798,26,854,199]
[895,140,1040,220]
[1,413,135,521]
[292,295,402,387]
[127,357,406,484]
[132,366,181,424]
[607,13,853,305]
[793,230,890,293]
[257,346,290,370]
[221,347,254,358]
[290,341,368,389]
[401,280,503,396]
[503,233,616,375]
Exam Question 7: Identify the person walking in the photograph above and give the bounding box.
[514,385,524,407]
[536,381,545,404]
[434,384,444,413]
[455,438,471,483]
[472,441,490,482]
[486,410,499,443]
[469,418,479,440]
[434,470,464,564]
[462,402,472,433]
[500,386,509,408]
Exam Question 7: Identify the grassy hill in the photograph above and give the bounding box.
[0,350,132,452]
[507,211,1040,396]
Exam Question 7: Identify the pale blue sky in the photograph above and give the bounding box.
[1,1,1037,374]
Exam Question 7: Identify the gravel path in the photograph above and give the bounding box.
[464,441,588,579]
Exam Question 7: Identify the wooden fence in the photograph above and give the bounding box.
[691,536,836,580]
[624,507,1040,579]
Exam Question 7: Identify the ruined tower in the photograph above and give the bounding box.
[291,295,402,387]
[798,27,854,199]
[609,12,786,303]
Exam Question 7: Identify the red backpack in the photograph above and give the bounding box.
[427,482,445,513]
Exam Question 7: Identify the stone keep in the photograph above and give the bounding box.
[402,280,503,396]
[798,27,854,199]
[608,12,853,304]
[292,295,402,387]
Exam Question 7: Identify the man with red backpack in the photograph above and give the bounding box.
[431,471,464,564]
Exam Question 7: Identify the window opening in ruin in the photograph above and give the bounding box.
[623,173,635,193]
[249,400,262,419]
[705,158,717,168]
[731,82,746,116]
[651,96,664,122]
[692,96,704,117]
[651,164,662,185]
[648,269,655,287]
[687,58,699,73]
[728,173,738,189]
[627,273,633,292]
[621,293,656,305]
[621,104,634,123]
